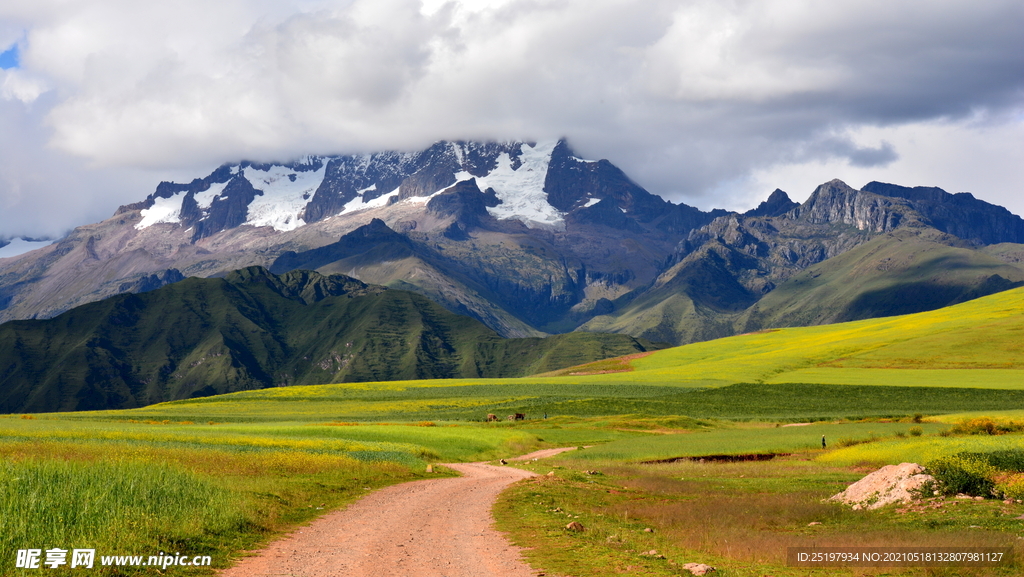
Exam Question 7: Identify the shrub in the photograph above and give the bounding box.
[927,455,997,497]
[909,426,923,437]
[960,450,1024,473]
[949,418,1024,436]
[994,473,1024,501]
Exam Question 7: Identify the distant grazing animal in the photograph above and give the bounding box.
[486,414,499,422]
[513,413,525,421]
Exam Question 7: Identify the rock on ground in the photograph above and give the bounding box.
[683,562,716,575]
[830,462,935,510]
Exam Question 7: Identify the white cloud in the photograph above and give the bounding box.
[0,68,46,102]
[0,0,1023,237]
[745,115,1024,216]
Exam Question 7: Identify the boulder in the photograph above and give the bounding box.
[830,463,935,510]
[683,562,716,575]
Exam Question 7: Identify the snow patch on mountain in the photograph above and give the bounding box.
[583,197,601,208]
[340,186,400,215]
[194,181,230,210]
[454,140,563,230]
[136,194,185,229]
[243,164,327,232]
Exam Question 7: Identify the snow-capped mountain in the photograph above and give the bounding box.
[0,139,722,335]
[6,137,1020,345]
[130,140,618,240]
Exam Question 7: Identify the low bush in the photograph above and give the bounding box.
[949,417,1024,436]
[994,473,1024,501]
[967,449,1024,472]
[914,450,1024,497]
[927,455,997,497]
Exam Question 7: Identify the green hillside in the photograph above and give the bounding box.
[568,282,1024,388]
[583,228,1024,344]
[66,284,1024,423]
[741,227,1024,329]
[0,267,657,413]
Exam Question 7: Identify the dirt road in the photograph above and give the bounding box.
[219,458,549,577]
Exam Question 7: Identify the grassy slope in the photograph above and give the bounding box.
[583,228,1024,345]
[0,267,657,413]
[46,285,1024,424]
[563,283,1024,388]
[741,228,1024,329]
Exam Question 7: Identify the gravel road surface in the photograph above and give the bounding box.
[219,456,556,577]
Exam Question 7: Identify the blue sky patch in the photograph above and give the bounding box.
[0,45,20,70]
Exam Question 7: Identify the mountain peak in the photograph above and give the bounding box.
[787,179,907,233]
[744,188,798,217]
[226,266,377,305]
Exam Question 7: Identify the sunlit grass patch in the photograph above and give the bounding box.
[818,433,1024,467]
[0,459,246,567]
[0,417,547,464]
[0,437,427,576]
[572,422,945,462]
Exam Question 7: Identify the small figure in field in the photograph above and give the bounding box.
[822,435,827,449]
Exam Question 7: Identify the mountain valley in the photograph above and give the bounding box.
[4,140,1023,347]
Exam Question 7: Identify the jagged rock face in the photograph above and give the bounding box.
[673,180,1024,303]
[425,179,501,228]
[300,141,525,223]
[0,138,724,336]
[4,138,1024,349]
[785,180,912,233]
[674,182,887,295]
[580,178,1024,345]
[863,181,1024,245]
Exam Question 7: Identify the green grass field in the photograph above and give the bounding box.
[41,286,1022,427]
[573,421,947,462]
[6,286,1024,575]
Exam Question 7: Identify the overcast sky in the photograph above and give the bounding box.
[1,0,1022,239]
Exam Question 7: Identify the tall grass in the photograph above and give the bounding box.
[0,459,246,567]
[818,433,1024,467]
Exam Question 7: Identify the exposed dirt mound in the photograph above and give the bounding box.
[830,462,935,510]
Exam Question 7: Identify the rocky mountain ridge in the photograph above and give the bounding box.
[0,139,724,334]
[580,180,1024,343]
[2,139,1023,347]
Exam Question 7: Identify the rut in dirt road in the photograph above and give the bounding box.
[219,462,540,577]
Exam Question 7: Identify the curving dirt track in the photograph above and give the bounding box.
[219,459,548,577]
